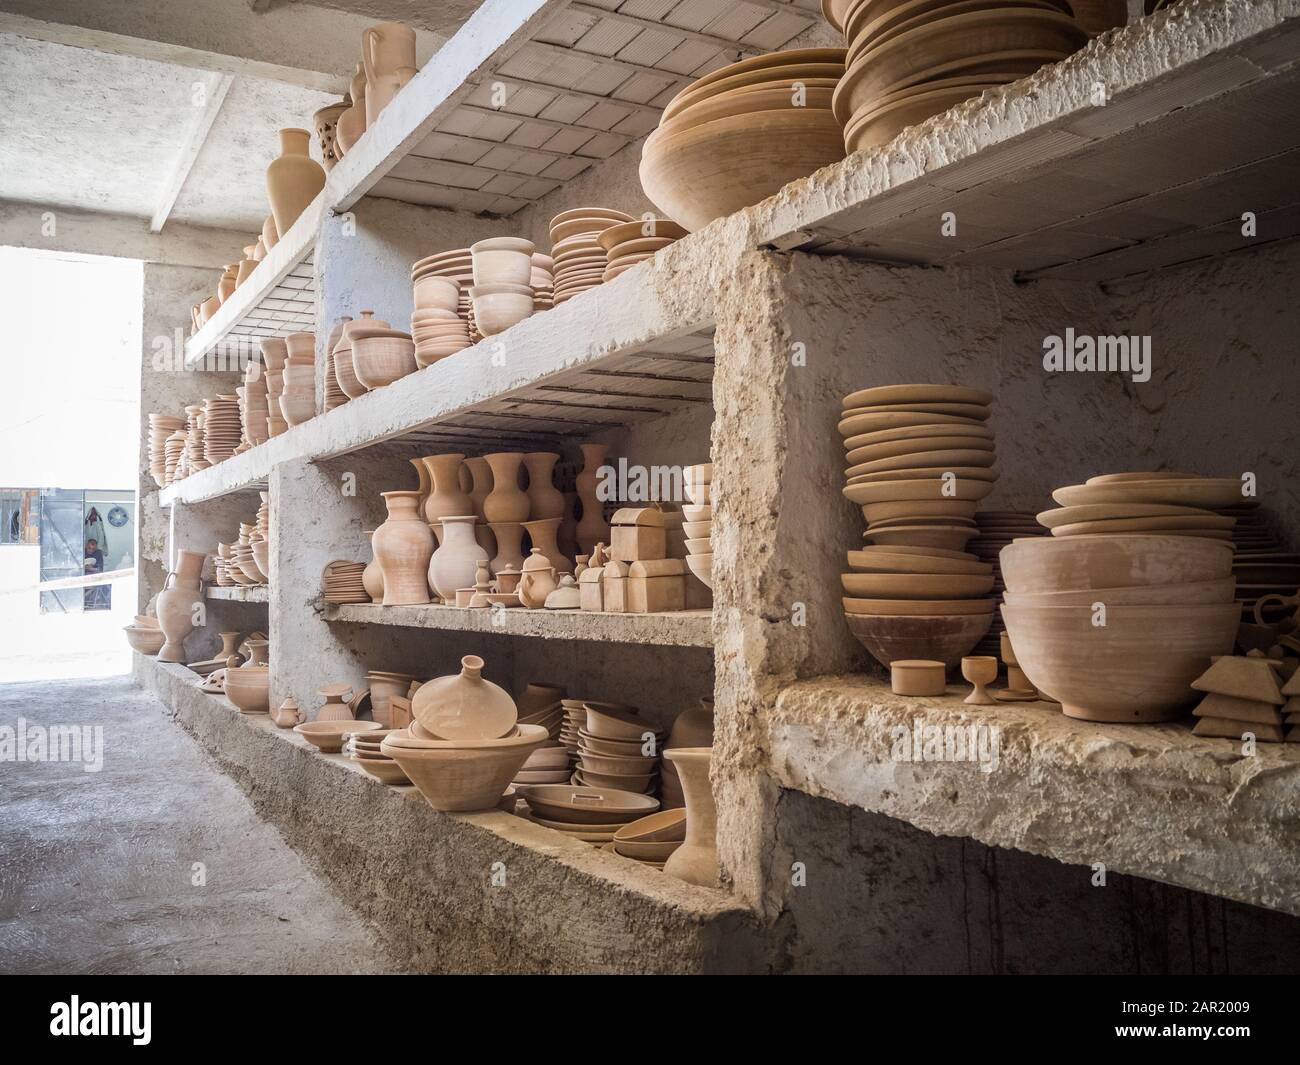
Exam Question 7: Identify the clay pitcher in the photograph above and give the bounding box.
[266,128,325,240]
[483,452,530,523]
[372,490,433,605]
[156,549,207,662]
[662,747,718,887]
[420,453,472,527]
[428,514,489,602]
[576,442,610,553]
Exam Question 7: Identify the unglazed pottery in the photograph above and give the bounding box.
[518,549,558,609]
[523,517,571,575]
[123,625,166,655]
[157,550,207,662]
[961,656,998,704]
[845,610,993,669]
[471,237,535,286]
[890,659,946,696]
[296,719,382,753]
[483,453,530,523]
[411,655,517,741]
[489,521,526,575]
[373,490,433,605]
[999,535,1234,595]
[428,515,489,602]
[381,724,549,811]
[661,748,718,887]
[266,128,325,239]
[576,443,610,553]
[523,452,565,520]
[316,682,355,722]
[420,453,472,526]
[225,665,270,713]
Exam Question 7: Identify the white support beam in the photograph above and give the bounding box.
[150,72,234,233]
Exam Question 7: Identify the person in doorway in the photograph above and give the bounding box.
[84,538,110,610]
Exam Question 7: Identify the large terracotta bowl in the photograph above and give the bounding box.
[1002,576,1236,607]
[123,625,166,655]
[1000,601,1239,722]
[353,335,417,389]
[640,107,846,232]
[843,609,993,669]
[224,666,270,713]
[379,724,549,811]
[999,535,1235,595]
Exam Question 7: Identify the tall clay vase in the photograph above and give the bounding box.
[262,214,279,252]
[662,747,718,888]
[524,452,565,520]
[489,521,526,575]
[156,549,207,662]
[266,128,326,241]
[372,491,433,605]
[576,443,610,553]
[483,452,530,523]
[523,518,571,575]
[428,515,489,602]
[464,456,495,557]
[661,698,715,809]
[362,530,385,602]
[420,454,472,526]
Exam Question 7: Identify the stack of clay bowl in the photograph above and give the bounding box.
[1000,509,1239,722]
[162,427,185,484]
[470,237,535,336]
[574,702,665,795]
[531,254,554,311]
[148,414,184,486]
[517,783,660,845]
[330,313,379,400]
[969,510,1046,657]
[182,405,206,471]
[241,360,271,447]
[380,655,550,812]
[829,1,1086,155]
[230,523,268,585]
[202,395,242,465]
[550,208,634,304]
[411,249,476,341]
[224,651,271,714]
[839,384,999,669]
[322,560,369,603]
[559,698,587,755]
[259,338,288,437]
[682,463,713,590]
[346,728,410,785]
[597,219,687,283]
[123,615,165,656]
[412,270,470,366]
[279,332,316,425]
[322,318,350,411]
[351,317,416,390]
[611,809,686,868]
[639,48,846,232]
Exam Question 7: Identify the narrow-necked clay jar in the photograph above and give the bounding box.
[420,453,472,526]
[662,747,718,887]
[411,654,517,741]
[372,490,433,605]
[483,452,530,522]
[524,451,565,520]
[428,514,488,602]
[464,455,496,557]
[156,550,207,662]
[576,442,610,553]
[266,127,326,239]
[518,549,558,609]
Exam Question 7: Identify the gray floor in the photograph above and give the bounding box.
[0,674,403,974]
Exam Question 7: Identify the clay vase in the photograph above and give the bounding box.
[156,549,207,662]
[523,517,571,575]
[464,456,495,556]
[218,264,238,303]
[317,683,355,722]
[518,549,558,609]
[313,101,348,170]
[524,452,565,520]
[428,515,488,602]
[217,631,243,665]
[420,453,472,527]
[372,490,433,605]
[483,452,530,523]
[662,747,718,887]
[336,71,366,157]
[362,530,384,602]
[245,638,270,666]
[266,128,326,240]
[410,456,431,517]
[362,19,417,124]
[576,442,610,553]
[661,698,715,809]
[411,654,517,741]
[489,521,526,575]
[262,214,279,252]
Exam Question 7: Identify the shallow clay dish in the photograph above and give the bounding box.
[662,62,845,122]
[847,447,994,477]
[518,784,660,825]
[846,465,999,486]
[845,610,994,669]
[1050,517,1234,538]
[1051,479,1247,509]
[843,596,994,616]
[842,571,994,598]
[846,549,991,576]
[357,758,411,785]
[862,524,977,551]
[614,808,687,843]
[295,719,383,753]
[841,383,993,409]
[844,78,1016,152]
[1036,503,1225,528]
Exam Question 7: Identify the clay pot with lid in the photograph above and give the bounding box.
[428,514,488,602]
[266,128,326,239]
[372,490,433,605]
[411,654,518,741]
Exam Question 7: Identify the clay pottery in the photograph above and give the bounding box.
[1001,602,1240,722]
[156,550,207,662]
[463,456,494,555]
[271,698,304,728]
[420,453,472,526]
[470,282,533,335]
[372,490,434,605]
[411,654,518,741]
[410,455,431,515]
[261,214,279,252]
[999,535,1234,595]
[381,724,549,811]
[336,93,365,156]
[123,625,166,655]
[367,672,415,728]
[661,697,714,808]
[576,443,610,553]
[961,656,998,704]
[362,533,385,602]
[1003,577,1236,608]
[841,572,994,598]
[217,264,238,303]
[316,683,355,722]
[483,453,530,523]
[615,808,687,844]
[518,784,659,825]
[890,659,946,696]
[471,237,535,286]
[685,552,712,589]
[523,452,565,521]
[1053,477,1245,509]
[413,273,459,312]
[353,334,417,389]
[489,522,526,575]
[296,719,382,753]
[523,518,570,575]
[844,610,993,669]
[313,101,348,169]
[428,515,489,602]
[259,337,288,373]
[363,21,416,79]
[662,748,718,887]
[544,574,581,609]
[198,296,220,325]
[225,665,270,713]
[266,128,325,239]
[244,638,269,666]
[518,549,558,609]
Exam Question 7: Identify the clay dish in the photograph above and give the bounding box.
[841,400,990,421]
[844,77,1017,153]
[550,216,624,244]
[1085,471,1202,484]
[1050,516,1235,538]
[597,220,689,251]
[613,837,683,861]
[134,614,161,628]
[549,206,635,229]
[846,465,999,485]
[1051,479,1247,509]
[846,549,991,576]
[999,534,1234,595]
[124,626,166,655]
[614,808,687,843]
[584,703,654,741]
[844,421,994,454]
[518,784,660,825]
[682,520,712,538]
[357,759,411,785]
[865,502,979,525]
[847,442,995,473]
[657,83,839,140]
[847,612,994,670]
[841,383,994,409]
[863,524,976,551]
[295,719,383,754]
[381,724,549,811]
[575,731,648,757]
[576,767,656,792]
[843,596,994,616]
[1003,577,1236,608]
[579,750,658,776]
[854,543,977,561]
[845,477,993,505]
[684,536,712,554]
[605,236,678,259]
[889,658,947,696]
[837,409,986,438]
[666,46,845,103]
[842,572,994,598]
[682,504,712,521]
[1036,503,1223,528]
[686,553,713,588]
[662,63,845,122]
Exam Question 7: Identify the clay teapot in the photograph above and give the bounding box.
[272,698,305,729]
[517,548,558,609]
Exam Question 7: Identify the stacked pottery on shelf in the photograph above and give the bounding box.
[639,48,847,232]
[182,405,206,472]
[610,809,687,868]
[279,332,317,426]
[350,313,416,390]
[550,208,634,304]
[261,338,289,437]
[517,782,660,845]
[156,550,207,663]
[1189,653,1289,742]
[374,489,434,605]
[411,266,470,366]
[123,613,165,656]
[225,637,271,714]
[410,249,478,345]
[968,510,1046,657]
[361,22,417,128]
[470,237,535,336]
[597,218,687,283]
[531,254,554,311]
[510,683,570,786]
[322,316,351,411]
[682,463,714,590]
[322,560,369,603]
[574,702,666,796]
[346,728,410,784]
[380,656,550,811]
[242,354,270,447]
[202,395,242,465]
[147,414,184,487]
[827,0,1087,154]
[1001,473,1244,722]
[839,384,999,670]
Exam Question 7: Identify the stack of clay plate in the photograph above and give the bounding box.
[1037,473,1243,541]
[517,783,660,845]
[243,357,271,446]
[550,207,634,304]
[682,463,713,589]
[346,728,411,785]
[163,428,186,484]
[531,253,554,311]
[969,510,1045,657]
[597,219,688,283]
[512,745,572,786]
[609,809,685,868]
[321,559,369,604]
[182,404,205,471]
[148,413,185,486]
[574,702,665,795]
[201,394,242,465]
[411,247,474,336]
[840,383,999,669]
[640,48,847,232]
[830,0,1086,154]
[559,698,586,754]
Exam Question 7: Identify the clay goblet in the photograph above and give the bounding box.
[961,656,998,705]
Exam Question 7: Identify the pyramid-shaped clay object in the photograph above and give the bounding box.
[1191,655,1284,704]
[1282,669,1300,698]
[1192,716,1286,742]
[1192,692,1284,726]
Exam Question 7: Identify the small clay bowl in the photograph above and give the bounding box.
[614,808,687,843]
[295,719,383,753]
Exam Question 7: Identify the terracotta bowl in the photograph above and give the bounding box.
[356,758,411,785]
[613,837,683,861]
[518,784,660,825]
[614,808,687,843]
[579,750,659,777]
[658,84,838,141]
[862,524,975,551]
[841,571,994,598]
[470,237,536,287]
[1002,576,1236,607]
[844,77,1016,153]
[1000,601,1240,722]
[379,724,549,811]
[575,730,648,757]
[296,719,383,753]
[686,552,713,589]
[640,107,846,232]
[584,702,654,741]
[353,335,417,389]
[846,548,989,576]
[844,609,993,669]
[123,625,166,655]
[999,534,1235,595]
[470,285,533,335]
[134,614,160,628]
[413,274,459,312]
[682,520,712,538]
[224,666,270,712]
[663,60,844,122]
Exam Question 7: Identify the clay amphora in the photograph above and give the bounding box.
[662,747,718,887]
[576,442,610,553]
[483,452,529,522]
[428,515,488,602]
[261,214,279,252]
[156,549,207,662]
[420,453,472,526]
[524,452,565,520]
[372,491,433,605]
[266,128,325,240]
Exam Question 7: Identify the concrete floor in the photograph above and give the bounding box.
[0,674,404,974]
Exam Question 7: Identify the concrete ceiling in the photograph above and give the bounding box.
[0,0,465,234]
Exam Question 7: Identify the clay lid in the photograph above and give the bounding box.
[520,549,554,573]
[601,559,630,577]
[1192,656,1285,703]
[611,507,666,526]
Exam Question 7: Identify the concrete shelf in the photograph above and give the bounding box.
[755,2,1300,285]
[182,193,322,369]
[206,585,269,603]
[324,601,713,647]
[765,672,1300,917]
